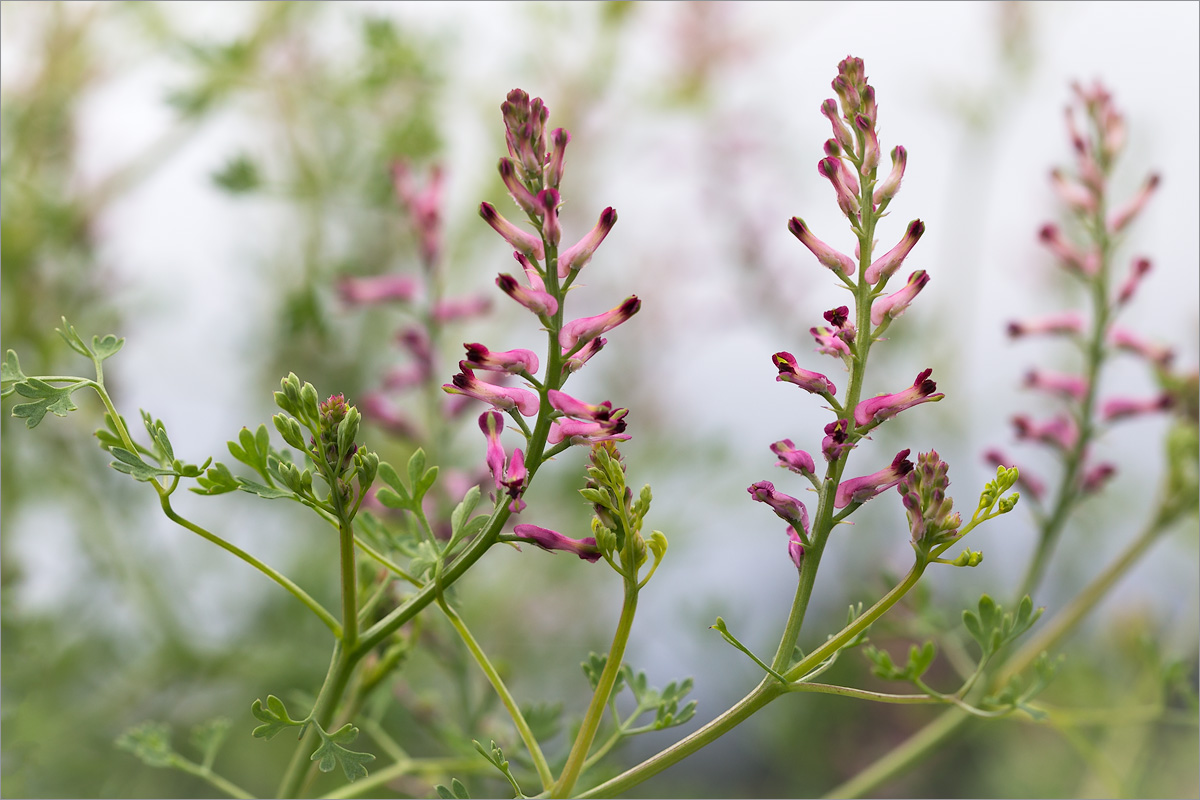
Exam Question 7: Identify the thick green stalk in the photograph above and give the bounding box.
[276,644,360,799]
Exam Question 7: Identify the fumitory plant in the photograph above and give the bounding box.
[3,55,1194,800]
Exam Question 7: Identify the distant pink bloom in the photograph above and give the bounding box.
[1108,173,1160,234]
[513,524,601,562]
[462,343,539,375]
[873,145,907,206]
[1081,461,1116,494]
[1101,394,1172,422]
[1115,257,1153,306]
[1049,168,1097,214]
[1038,224,1097,277]
[770,439,817,478]
[1007,311,1085,338]
[871,270,929,326]
[865,220,925,284]
[1013,414,1078,451]
[835,449,914,508]
[1109,327,1174,367]
[854,369,943,427]
[557,207,617,277]
[338,274,418,305]
[361,392,418,439]
[984,448,1045,502]
[480,202,545,260]
[772,352,837,396]
[392,162,443,265]
[748,480,810,535]
[559,296,640,351]
[788,217,856,276]
[443,368,539,416]
[1024,369,1088,402]
[433,296,491,323]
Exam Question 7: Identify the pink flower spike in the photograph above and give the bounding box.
[498,158,540,216]
[865,220,925,284]
[1101,394,1173,422]
[818,156,860,218]
[513,524,601,562]
[1007,311,1085,338]
[1049,168,1097,214]
[1109,327,1174,367]
[547,127,570,188]
[444,368,540,416]
[1116,257,1152,305]
[835,450,914,508]
[497,273,558,316]
[338,274,418,306]
[854,369,943,427]
[822,418,854,462]
[479,410,507,490]
[433,295,491,323]
[462,343,539,375]
[1108,173,1160,234]
[560,296,641,352]
[1024,369,1088,402]
[1012,414,1078,451]
[1038,224,1096,277]
[871,270,929,326]
[873,146,907,207]
[748,480,810,535]
[772,352,837,396]
[771,439,817,478]
[557,207,617,277]
[786,526,805,570]
[788,218,856,276]
[538,188,562,247]
[984,449,1045,502]
[480,202,545,260]
[565,336,605,373]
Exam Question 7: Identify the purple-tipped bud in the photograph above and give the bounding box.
[822,418,854,462]
[1038,223,1097,277]
[498,157,540,216]
[865,220,925,284]
[1013,414,1078,451]
[462,343,539,375]
[560,296,640,352]
[548,390,619,421]
[338,274,419,306]
[788,218,856,276]
[1108,173,1161,234]
[548,418,630,445]
[771,439,817,478]
[1116,257,1152,306]
[537,188,562,247]
[854,368,943,427]
[1007,311,1085,338]
[871,270,929,326]
[480,202,545,260]
[1081,462,1117,494]
[565,336,605,373]
[1101,394,1173,422]
[497,272,558,316]
[835,449,913,508]
[855,114,880,175]
[513,524,601,562]
[818,157,860,219]
[479,410,507,491]
[897,450,961,545]
[748,480,810,536]
[557,207,617,277]
[1024,369,1088,402]
[873,146,907,207]
[772,351,837,396]
[1109,326,1174,367]
[443,368,540,416]
[547,127,570,188]
[1049,167,1097,214]
[821,98,855,152]
[985,449,1045,502]
[786,526,805,570]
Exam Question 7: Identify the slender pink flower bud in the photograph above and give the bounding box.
[770,439,817,478]
[788,217,855,276]
[503,448,527,512]
[462,343,539,375]
[498,157,540,216]
[443,368,540,416]
[1109,327,1174,367]
[1101,394,1173,422]
[818,156,860,218]
[548,418,630,445]
[497,273,558,316]
[873,146,907,206]
[513,524,601,562]
[835,449,914,508]
[1038,224,1096,277]
[822,418,854,462]
[860,85,877,126]
[855,114,880,174]
[821,98,854,152]
[432,296,491,323]
[772,351,837,396]
[1007,311,1085,338]
[1024,369,1088,402]
[854,369,943,427]
[871,270,929,326]
[557,207,617,277]
[480,202,545,259]
[1116,257,1152,305]
[865,220,925,284]
[547,390,622,422]
[1049,168,1097,214]
[338,274,419,305]
[479,410,507,490]
[1013,414,1078,451]
[547,128,570,188]
[1108,173,1161,234]
[564,336,605,373]
[787,526,805,570]
[984,449,1045,503]
[537,188,561,247]
[560,296,640,352]
[748,480,810,535]
[1081,462,1116,494]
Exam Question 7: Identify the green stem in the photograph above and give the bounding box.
[276,644,360,799]
[786,682,942,704]
[339,518,358,649]
[171,757,257,800]
[320,757,485,799]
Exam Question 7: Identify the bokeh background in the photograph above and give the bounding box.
[2,2,1197,798]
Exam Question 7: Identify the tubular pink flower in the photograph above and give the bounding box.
[1013,414,1078,451]
[480,202,545,260]
[513,524,601,562]
[822,418,854,462]
[855,114,880,174]
[873,146,907,207]
[338,274,418,305]
[821,98,854,151]
[786,526,805,570]
[1081,462,1117,494]
[871,270,929,326]
[547,390,618,421]
[560,296,640,352]
[503,447,527,512]
[547,127,570,188]
[1049,168,1097,214]
[462,343,539,375]
[1108,173,1161,234]
[835,449,914,508]
[537,188,562,247]
[810,326,853,360]
[443,368,540,416]
[772,351,837,396]
[498,158,540,216]
[1101,394,1173,422]
[865,219,925,284]
[748,480,810,535]
[432,296,491,323]
[860,84,877,126]
[497,273,558,316]
[818,156,860,218]
[565,337,605,373]
[479,410,507,490]
[854,369,943,427]
[548,418,630,445]
[1038,224,1096,277]
[788,217,856,276]
[1109,326,1174,367]
[1116,257,1152,305]
[770,439,817,478]
[557,207,617,277]
[1024,369,1088,402]
[985,448,1045,502]
[1007,311,1085,338]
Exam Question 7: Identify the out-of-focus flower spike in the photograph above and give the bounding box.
[835,449,914,508]
[338,274,419,305]
[432,296,492,323]
[462,343,540,375]
[497,272,558,316]
[770,439,817,479]
[1115,257,1152,305]
[1008,311,1085,338]
[480,202,545,260]
[1013,414,1078,451]
[1108,173,1161,234]
[557,207,617,277]
[788,217,856,277]
[1024,369,1088,402]
[818,157,860,219]
[498,158,540,216]
[1101,394,1173,422]
[547,127,570,189]
[479,410,507,490]
[560,296,640,352]
[362,392,419,439]
[538,188,562,247]
[873,146,907,207]
[1049,168,1097,214]
[444,367,540,416]
[1108,326,1174,367]
[1038,224,1097,277]
[854,368,943,427]
[865,220,925,284]
[392,162,443,265]
[748,480,810,535]
[821,98,855,152]
[985,448,1045,502]
[871,270,929,326]
[772,351,837,396]
[513,524,601,562]
[565,337,605,373]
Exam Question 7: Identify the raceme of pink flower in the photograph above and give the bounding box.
[821,98,854,152]
[565,336,605,373]
[773,352,837,396]
[786,526,805,570]
[1038,224,1097,277]
[822,418,854,462]
[433,296,492,323]
[1109,326,1174,367]
[771,439,817,478]
[479,410,507,491]
[854,368,943,427]
[985,448,1045,502]
[1081,461,1117,494]
[338,274,419,305]
[865,220,925,284]
[834,449,914,508]
[547,417,630,445]
[502,448,527,512]
[1049,167,1097,214]
[1012,414,1078,451]
[538,188,562,247]
[444,368,540,416]
[748,480,810,536]
[480,202,545,260]
[513,524,601,562]
[498,157,540,216]
[1024,369,1088,402]
[497,272,558,316]
[871,270,929,326]
[1108,173,1160,234]
[557,207,617,277]
[1007,311,1085,338]
[547,127,570,189]
[462,343,540,375]
[818,156,860,218]
[788,217,856,276]
[1100,394,1173,422]
[1116,257,1152,305]
[559,296,641,352]
[873,145,907,206]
